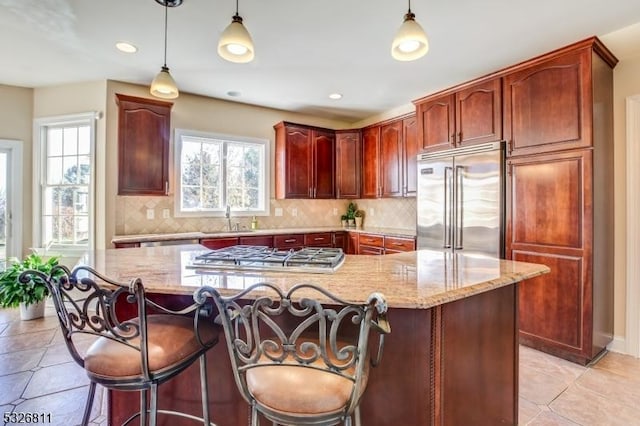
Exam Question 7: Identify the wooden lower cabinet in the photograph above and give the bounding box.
[384,236,416,254]
[274,234,305,251]
[357,233,384,255]
[200,237,239,249]
[239,235,273,247]
[110,285,519,425]
[507,148,612,364]
[304,232,332,247]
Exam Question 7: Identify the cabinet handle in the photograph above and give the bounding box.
[285,239,296,243]
[508,140,513,153]
[314,187,317,198]
[314,237,325,241]
[392,242,405,246]
[165,181,169,195]
[458,132,462,142]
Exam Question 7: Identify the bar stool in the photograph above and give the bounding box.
[19,265,219,426]
[194,282,390,426]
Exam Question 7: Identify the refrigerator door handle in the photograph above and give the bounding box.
[444,166,453,248]
[455,165,464,250]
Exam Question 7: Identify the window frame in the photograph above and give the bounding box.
[173,128,270,218]
[33,112,97,255]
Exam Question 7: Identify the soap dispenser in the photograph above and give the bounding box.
[251,216,258,230]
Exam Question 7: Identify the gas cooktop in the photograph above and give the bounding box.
[187,245,345,274]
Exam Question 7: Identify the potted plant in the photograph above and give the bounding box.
[340,214,348,227]
[354,210,365,228]
[346,202,357,227]
[0,253,62,320]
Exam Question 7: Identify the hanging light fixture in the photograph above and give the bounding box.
[391,0,429,61]
[150,0,182,99]
[218,0,255,63]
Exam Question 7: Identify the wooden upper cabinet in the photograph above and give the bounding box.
[416,94,455,152]
[403,115,419,197]
[361,126,380,198]
[335,130,361,199]
[380,120,404,197]
[456,78,502,146]
[313,129,336,199]
[274,122,335,199]
[504,48,591,157]
[116,94,172,195]
[415,78,502,153]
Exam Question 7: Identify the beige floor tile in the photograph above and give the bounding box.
[0,329,56,355]
[575,366,640,408]
[0,371,32,405]
[22,361,89,399]
[11,386,100,426]
[550,382,640,425]
[0,314,59,337]
[526,410,582,425]
[0,348,45,376]
[520,364,571,405]
[519,397,542,424]
[592,351,640,378]
[520,345,587,381]
[0,309,19,325]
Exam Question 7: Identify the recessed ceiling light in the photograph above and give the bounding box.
[227,91,241,97]
[329,93,343,100]
[116,42,138,53]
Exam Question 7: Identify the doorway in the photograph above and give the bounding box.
[0,140,23,269]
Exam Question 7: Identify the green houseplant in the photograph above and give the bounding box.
[0,253,62,320]
[345,202,357,227]
[354,210,365,228]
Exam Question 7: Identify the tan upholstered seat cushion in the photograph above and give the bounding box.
[84,314,218,379]
[246,342,369,416]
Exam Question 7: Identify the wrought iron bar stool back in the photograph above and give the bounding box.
[19,265,219,426]
[194,282,390,426]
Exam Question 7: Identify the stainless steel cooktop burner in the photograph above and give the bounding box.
[187,245,345,274]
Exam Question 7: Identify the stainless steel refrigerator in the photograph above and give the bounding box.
[416,141,505,257]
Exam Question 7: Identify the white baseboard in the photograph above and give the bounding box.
[607,335,635,356]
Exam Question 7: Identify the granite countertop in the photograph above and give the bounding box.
[111,226,417,244]
[77,245,549,309]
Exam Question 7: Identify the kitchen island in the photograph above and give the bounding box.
[76,245,549,425]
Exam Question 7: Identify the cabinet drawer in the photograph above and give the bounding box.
[239,235,274,247]
[358,234,384,248]
[359,246,384,255]
[304,232,332,247]
[114,242,141,249]
[384,237,416,252]
[274,234,305,250]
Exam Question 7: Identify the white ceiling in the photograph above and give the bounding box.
[1,0,640,123]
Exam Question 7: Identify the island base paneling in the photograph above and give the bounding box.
[109,286,519,425]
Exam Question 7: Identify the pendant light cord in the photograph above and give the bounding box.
[163,2,168,67]
[235,0,239,17]
[408,0,412,13]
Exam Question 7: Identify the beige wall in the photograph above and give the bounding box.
[0,84,33,254]
[612,53,640,339]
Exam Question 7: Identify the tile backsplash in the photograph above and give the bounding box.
[115,197,417,236]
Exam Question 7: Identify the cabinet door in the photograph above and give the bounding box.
[361,126,380,198]
[506,150,593,362]
[402,115,419,197]
[283,125,313,198]
[274,234,305,250]
[335,131,361,199]
[416,94,455,152]
[239,235,273,247]
[200,237,239,249]
[116,94,172,195]
[313,129,335,198]
[380,120,404,198]
[504,48,591,157]
[333,232,346,250]
[304,232,333,247]
[384,236,416,252]
[456,79,502,147]
[347,232,359,254]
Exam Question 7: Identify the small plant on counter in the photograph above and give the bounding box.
[345,202,357,226]
[340,214,348,227]
[354,210,365,228]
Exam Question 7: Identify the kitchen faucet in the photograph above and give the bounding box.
[225,205,232,231]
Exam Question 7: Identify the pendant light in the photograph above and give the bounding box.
[150,0,182,99]
[218,0,255,63]
[391,0,429,62]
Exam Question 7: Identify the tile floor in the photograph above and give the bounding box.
[1,306,640,426]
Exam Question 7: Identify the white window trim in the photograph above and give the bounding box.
[33,112,97,256]
[0,139,23,259]
[173,128,270,218]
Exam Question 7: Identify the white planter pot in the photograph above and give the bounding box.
[355,217,363,228]
[19,300,46,321]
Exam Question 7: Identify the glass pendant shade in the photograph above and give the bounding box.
[150,66,179,99]
[391,12,429,61]
[218,15,255,63]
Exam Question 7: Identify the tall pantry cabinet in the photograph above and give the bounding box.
[504,38,617,364]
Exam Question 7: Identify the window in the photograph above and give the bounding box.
[174,129,269,216]
[34,113,96,252]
